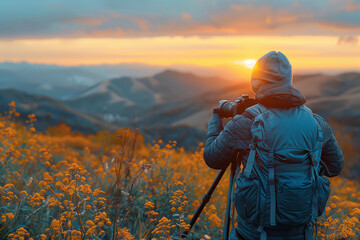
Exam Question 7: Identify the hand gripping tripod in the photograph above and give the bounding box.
[180,161,239,240]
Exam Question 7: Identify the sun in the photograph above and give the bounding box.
[234,59,257,69]
[244,59,257,69]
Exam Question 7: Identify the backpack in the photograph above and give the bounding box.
[235,104,331,239]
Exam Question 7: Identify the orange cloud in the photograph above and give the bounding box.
[181,13,192,20]
[130,16,149,30]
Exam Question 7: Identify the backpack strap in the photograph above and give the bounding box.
[257,225,267,240]
[243,141,256,178]
[242,111,256,120]
[268,152,276,226]
[310,115,324,238]
[242,104,264,178]
[312,114,325,216]
[243,121,265,179]
[244,103,266,119]
[305,219,317,240]
[310,152,319,220]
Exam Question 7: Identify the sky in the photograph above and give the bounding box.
[0,0,359,78]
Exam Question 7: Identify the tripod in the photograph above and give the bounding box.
[180,161,238,239]
[177,96,253,239]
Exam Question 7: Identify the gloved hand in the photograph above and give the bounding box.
[235,95,257,115]
[213,95,257,118]
[235,95,248,103]
[213,100,235,118]
[213,100,227,116]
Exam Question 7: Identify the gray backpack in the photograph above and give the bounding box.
[235,104,330,239]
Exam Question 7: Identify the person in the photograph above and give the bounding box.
[203,51,344,240]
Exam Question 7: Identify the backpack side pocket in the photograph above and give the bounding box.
[235,174,260,224]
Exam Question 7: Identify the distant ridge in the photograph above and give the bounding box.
[0,64,105,100]
[0,89,106,133]
[294,72,360,129]
[65,69,234,125]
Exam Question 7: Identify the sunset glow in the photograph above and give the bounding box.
[0,0,359,79]
[0,36,359,79]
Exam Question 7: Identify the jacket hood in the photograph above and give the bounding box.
[251,51,306,108]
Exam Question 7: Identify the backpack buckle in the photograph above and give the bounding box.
[310,152,317,166]
[268,152,274,165]
[252,128,263,142]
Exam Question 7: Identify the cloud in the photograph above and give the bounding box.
[337,36,359,46]
[181,13,192,20]
[65,17,110,27]
[343,0,360,11]
[0,0,359,39]
[206,4,313,34]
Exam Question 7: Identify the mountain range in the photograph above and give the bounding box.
[64,70,233,126]
[0,62,359,148]
[0,62,105,100]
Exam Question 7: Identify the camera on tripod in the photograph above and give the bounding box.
[214,94,258,118]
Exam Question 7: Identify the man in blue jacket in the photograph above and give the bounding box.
[203,51,344,240]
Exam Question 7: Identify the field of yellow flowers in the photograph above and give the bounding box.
[0,102,359,240]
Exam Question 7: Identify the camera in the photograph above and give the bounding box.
[214,94,257,118]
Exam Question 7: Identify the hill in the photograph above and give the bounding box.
[294,72,360,129]
[65,69,234,126]
[0,89,106,133]
[156,72,360,132]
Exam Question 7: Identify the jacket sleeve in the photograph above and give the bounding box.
[314,114,344,177]
[203,113,252,169]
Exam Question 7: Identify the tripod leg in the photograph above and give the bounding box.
[181,168,227,238]
[223,162,236,240]
[231,165,241,229]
